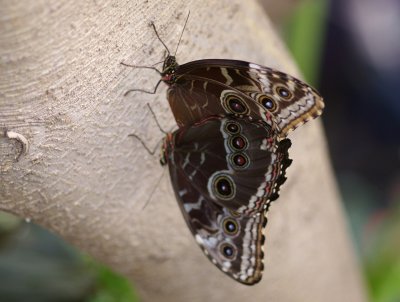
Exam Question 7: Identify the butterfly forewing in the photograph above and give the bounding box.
[169,59,324,137]
[167,74,277,132]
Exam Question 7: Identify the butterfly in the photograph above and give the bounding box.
[123,16,324,285]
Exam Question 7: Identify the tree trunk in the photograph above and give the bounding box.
[0,0,367,301]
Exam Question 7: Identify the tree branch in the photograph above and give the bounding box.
[0,1,367,301]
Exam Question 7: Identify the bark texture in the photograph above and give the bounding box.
[0,0,367,301]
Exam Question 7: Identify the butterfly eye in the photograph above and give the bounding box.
[211,174,235,200]
[276,86,292,100]
[229,135,248,151]
[230,153,250,169]
[222,218,240,236]
[219,243,237,260]
[225,121,241,134]
[259,95,277,111]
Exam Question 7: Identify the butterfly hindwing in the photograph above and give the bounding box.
[163,116,291,284]
[168,160,266,285]
[166,116,291,216]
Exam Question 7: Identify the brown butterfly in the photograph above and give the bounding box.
[123,14,324,285]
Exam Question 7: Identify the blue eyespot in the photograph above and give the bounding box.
[220,243,236,259]
[276,86,292,99]
[261,96,276,110]
[223,218,239,236]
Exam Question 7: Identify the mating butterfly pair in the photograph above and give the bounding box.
[123,20,324,285]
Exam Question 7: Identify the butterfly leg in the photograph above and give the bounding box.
[128,132,162,156]
[146,103,168,134]
[120,62,162,75]
[123,79,162,96]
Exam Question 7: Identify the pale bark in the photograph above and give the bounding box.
[0,1,367,301]
[258,0,302,26]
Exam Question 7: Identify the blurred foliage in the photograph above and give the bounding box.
[339,174,400,302]
[364,204,400,302]
[0,212,138,302]
[86,261,139,302]
[0,212,95,302]
[284,0,329,86]
[284,1,400,301]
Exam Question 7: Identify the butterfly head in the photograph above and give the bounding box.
[161,56,179,84]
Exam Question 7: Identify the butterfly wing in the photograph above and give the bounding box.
[170,59,324,137]
[171,164,267,285]
[163,116,291,284]
[167,68,277,131]
[166,116,291,216]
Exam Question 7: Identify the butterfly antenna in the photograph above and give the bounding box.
[120,62,162,95]
[151,58,166,67]
[174,11,190,56]
[150,21,171,56]
[142,167,167,210]
[147,103,167,134]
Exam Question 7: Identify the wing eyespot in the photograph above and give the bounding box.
[221,91,250,115]
[222,218,240,236]
[229,152,250,169]
[212,174,236,200]
[219,242,237,260]
[224,121,241,134]
[275,85,293,100]
[229,135,248,151]
[259,95,277,111]
[228,98,247,113]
